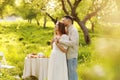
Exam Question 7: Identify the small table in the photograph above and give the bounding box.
[23,57,49,80]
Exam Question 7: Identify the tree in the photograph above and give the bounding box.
[16,0,49,26]
[46,0,110,44]
[0,0,15,18]
[61,0,110,44]
[16,0,37,24]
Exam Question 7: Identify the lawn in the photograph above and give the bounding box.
[0,21,54,79]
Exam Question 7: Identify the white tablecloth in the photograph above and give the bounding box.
[23,58,49,80]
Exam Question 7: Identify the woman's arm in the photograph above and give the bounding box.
[56,43,67,53]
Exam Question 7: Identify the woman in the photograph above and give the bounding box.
[48,22,69,80]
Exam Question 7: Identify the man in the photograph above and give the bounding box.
[57,16,79,80]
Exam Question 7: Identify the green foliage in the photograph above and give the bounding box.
[0,22,54,78]
[78,46,92,64]
[0,69,16,80]
[0,0,15,18]
[15,0,50,21]
[77,0,92,20]
[16,2,37,20]
[77,23,120,80]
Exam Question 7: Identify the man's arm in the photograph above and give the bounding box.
[59,30,79,47]
[56,43,67,53]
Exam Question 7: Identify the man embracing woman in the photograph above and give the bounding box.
[48,16,79,80]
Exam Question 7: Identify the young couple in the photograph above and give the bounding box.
[48,16,79,80]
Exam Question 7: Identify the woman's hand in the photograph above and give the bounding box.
[54,36,60,43]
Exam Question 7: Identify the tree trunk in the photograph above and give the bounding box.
[43,15,47,28]
[91,22,94,33]
[35,18,40,26]
[28,19,32,23]
[30,20,32,24]
[75,17,91,44]
[1,14,3,19]
[28,19,29,23]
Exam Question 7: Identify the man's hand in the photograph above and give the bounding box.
[55,36,60,44]
[55,39,58,44]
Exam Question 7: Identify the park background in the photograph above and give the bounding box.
[0,0,120,80]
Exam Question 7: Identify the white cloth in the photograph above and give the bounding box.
[48,34,69,80]
[23,58,48,80]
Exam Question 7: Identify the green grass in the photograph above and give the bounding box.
[0,22,54,79]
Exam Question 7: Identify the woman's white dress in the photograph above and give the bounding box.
[48,34,69,80]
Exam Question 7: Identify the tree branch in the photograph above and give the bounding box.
[82,8,100,24]
[73,0,81,10]
[61,0,69,15]
[71,0,81,16]
[82,0,108,24]
[46,13,57,24]
[67,0,73,10]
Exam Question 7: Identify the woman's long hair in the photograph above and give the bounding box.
[57,22,67,35]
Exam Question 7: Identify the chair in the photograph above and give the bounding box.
[0,52,15,69]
